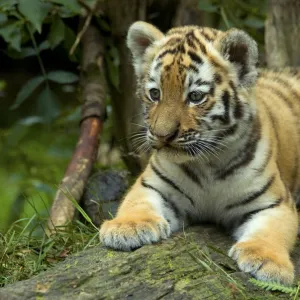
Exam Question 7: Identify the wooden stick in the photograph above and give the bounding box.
[47,24,106,233]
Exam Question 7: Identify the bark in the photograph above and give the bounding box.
[102,0,148,175]
[47,25,106,233]
[2,226,300,299]
[173,0,206,27]
[265,0,300,68]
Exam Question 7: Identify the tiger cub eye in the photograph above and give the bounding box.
[188,91,205,105]
[149,88,160,102]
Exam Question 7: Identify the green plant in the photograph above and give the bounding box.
[249,278,300,298]
[198,0,266,45]
[0,0,92,120]
[0,214,99,286]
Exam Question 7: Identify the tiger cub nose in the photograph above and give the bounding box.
[155,128,179,143]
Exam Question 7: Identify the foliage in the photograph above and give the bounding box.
[0,0,93,118]
[198,0,266,46]
[0,109,80,230]
[0,0,99,230]
[0,215,99,286]
[249,278,300,298]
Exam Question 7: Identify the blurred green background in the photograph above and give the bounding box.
[0,0,266,232]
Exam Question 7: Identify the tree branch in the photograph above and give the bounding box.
[47,24,106,233]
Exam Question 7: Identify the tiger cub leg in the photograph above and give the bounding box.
[229,198,298,284]
[100,170,180,251]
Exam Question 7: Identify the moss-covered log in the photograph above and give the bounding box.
[1,226,300,299]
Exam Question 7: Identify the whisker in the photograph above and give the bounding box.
[130,122,148,129]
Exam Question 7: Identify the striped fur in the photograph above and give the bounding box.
[100,22,300,284]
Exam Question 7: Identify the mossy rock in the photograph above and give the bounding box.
[1,226,300,299]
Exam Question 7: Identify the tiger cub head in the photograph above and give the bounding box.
[127,21,258,161]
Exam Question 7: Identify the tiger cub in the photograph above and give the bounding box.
[100,21,300,284]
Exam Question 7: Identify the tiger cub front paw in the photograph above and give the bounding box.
[100,213,170,251]
[229,240,294,285]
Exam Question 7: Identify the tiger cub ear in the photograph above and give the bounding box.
[127,21,164,76]
[217,29,258,87]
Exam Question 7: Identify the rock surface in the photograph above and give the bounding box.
[1,226,300,299]
[81,170,129,226]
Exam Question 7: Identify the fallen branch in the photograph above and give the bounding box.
[47,24,106,233]
[2,226,300,299]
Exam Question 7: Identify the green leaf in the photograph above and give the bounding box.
[36,87,60,121]
[0,13,7,24]
[5,47,35,59]
[84,0,98,9]
[0,0,17,10]
[11,76,44,109]
[18,0,52,33]
[48,18,65,49]
[243,16,265,29]
[6,41,49,59]
[0,22,22,51]
[50,0,82,14]
[198,0,219,13]
[38,40,50,51]
[48,70,79,84]
[18,116,44,126]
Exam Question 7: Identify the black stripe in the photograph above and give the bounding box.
[217,118,260,179]
[234,98,243,119]
[214,74,222,84]
[211,91,230,124]
[187,31,206,54]
[154,61,162,71]
[201,30,213,41]
[141,179,182,220]
[151,162,195,206]
[260,83,295,113]
[180,164,202,188]
[211,114,225,122]
[177,44,185,53]
[215,124,238,141]
[222,90,230,124]
[226,175,275,210]
[187,51,203,65]
[262,102,279,146]
[198,42,207,55]
[188,64,198,73]
[185,31,197,49]
[270,76,300,99]
[231,80,243,119]
[195,79,210,86]
[164,64,172,72]
[157,48,178,60]
[165,37,181,46]
[223,124,238,136]
[237,198,282,227]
